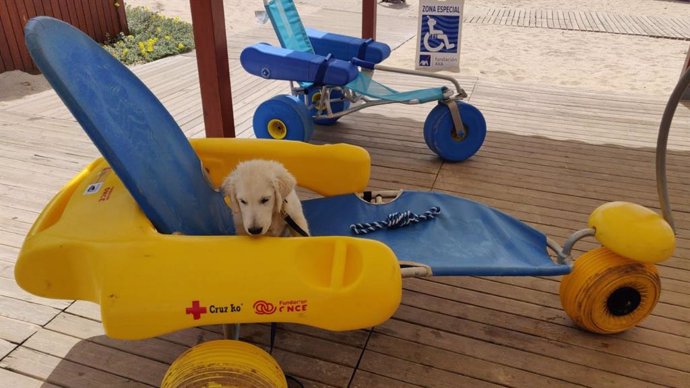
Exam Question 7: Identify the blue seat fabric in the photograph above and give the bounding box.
[303,191,571,276]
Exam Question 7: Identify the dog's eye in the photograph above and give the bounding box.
[239,199,247,205]
[260,197,270,204]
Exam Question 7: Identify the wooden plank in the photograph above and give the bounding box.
[350,370,421,388]
[57,0,73,26]
[22,329,168,386]
[487,8,499,24]
[367,333,579,386]
[0,337,16,359]
[0,367,59,388]
[0,315,40,343]
[98,0,115,35]
[94,1,109,42]
[2,346,149,387]
[358,350,501,387]
[409,278,689,362]
[64,1,81,32]
[4,0,35,72]
[389,303,687,387]
[68,1,88,35]
[30,0,44,17]
[114,0,128,35]
[78,0,96,37]
[648,15,682,38]
[640,15,667,37]
[86,0,104,42]
[48,0,62,20]
[667,17,690,39]
[574,11,589,31]
[0,277,71,310]
[0,12,16,72]
[552,9,560,29]
[0,295,60,326]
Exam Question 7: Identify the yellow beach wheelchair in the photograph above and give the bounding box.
[16,16,681,387]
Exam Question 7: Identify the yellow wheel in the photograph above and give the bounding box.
[311,91,326,111]
[267,119,287,140]
[560,247,660,334]
[161,340,287,388]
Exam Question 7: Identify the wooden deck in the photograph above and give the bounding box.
[465,8,690,40]
[1,6,689,388]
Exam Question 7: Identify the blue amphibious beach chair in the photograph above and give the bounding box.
[241,0,487,162]
[16,15,677,387]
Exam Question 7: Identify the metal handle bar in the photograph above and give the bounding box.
[656,66,690,232]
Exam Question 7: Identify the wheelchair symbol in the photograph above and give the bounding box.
[423,17,456,52]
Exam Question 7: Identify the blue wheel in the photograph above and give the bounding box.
[423,101,486,162]
[306,86,350,125]
[253,95,314,141]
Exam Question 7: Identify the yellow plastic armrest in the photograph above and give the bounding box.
[191,138,371,196]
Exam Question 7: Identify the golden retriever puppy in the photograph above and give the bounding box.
[221,160,309,237]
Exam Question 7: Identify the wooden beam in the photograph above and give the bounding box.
[362,0,377,40]
[189,0,235,138]
[682,43,690,101]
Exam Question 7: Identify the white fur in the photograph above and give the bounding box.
[221,160,309,237]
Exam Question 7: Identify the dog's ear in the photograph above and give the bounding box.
[272,166,296,207]
[221,175,240,213]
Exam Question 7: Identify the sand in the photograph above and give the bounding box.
[1,0,689,103]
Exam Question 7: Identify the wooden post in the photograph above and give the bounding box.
[362,0,377,40]
[190,0,235,138]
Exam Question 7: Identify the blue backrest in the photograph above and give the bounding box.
[265,0,314,53]
[24,17,234,235]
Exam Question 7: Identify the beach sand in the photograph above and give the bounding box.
[1,0,688,102]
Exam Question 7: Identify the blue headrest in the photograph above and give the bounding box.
[24,17,234,235]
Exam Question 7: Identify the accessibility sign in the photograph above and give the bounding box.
[416,0,464,72]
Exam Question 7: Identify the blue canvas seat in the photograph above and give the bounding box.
[303,192,570,276]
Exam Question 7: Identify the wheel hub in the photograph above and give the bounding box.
[267,119,287,139]
[606,286,642,316]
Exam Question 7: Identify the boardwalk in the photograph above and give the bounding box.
[465,8,690,40]
[1,6,689,388]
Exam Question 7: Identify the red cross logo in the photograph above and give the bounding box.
[185,300,207,320]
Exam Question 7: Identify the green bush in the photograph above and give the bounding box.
[104,6,195,65]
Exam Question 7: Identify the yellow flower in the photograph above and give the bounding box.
[147,39,155,52]
[122,48,129,55]
[177,43,185,49]
[165,35,171,40]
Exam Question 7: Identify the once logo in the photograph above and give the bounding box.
[253,300,276,315]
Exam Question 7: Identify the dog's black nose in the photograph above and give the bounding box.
[248,227,263,235]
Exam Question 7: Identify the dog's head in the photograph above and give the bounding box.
[221,160,296,236]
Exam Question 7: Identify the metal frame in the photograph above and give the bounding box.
[290,64,468,132]
[656,66,690,231]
